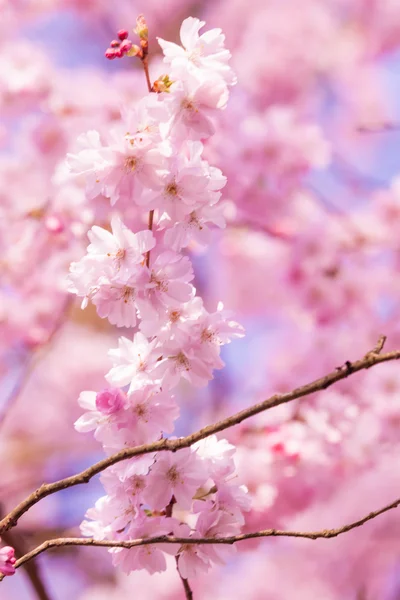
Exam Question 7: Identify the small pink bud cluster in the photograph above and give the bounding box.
[105,29,134,60]
[0,545,16,577]
[105,16,149,60]
[68,16,248,580]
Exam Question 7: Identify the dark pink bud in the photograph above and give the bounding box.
[0,547,16,576]
[119,39,132,54]
[118,29,129,41]
[115,48,124,58]
[96,388,125,415]
[105,48,117,60]
[110,40,120,48]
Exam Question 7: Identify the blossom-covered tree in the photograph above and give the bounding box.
[2,2,400,600]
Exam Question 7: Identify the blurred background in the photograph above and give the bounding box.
[2,0,400,598]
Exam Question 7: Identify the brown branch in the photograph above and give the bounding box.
[141,55,152,93]
[4,493,400,579]
[0,338,398,536]
[145,209,154,267]
[176,556,193,600]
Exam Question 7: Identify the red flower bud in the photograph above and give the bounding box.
[120,39,132,54]
[118,29,129,41]
[105,48,117,59]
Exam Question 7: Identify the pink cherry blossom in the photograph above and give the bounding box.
[106,332,158,391]
[124,384,179,442]
[144,448,206,510]
[111,516,177,574]
[158,17,236,85]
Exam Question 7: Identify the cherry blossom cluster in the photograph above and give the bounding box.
[68,17,249,578]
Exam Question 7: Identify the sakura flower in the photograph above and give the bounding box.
[143,448,206,510]
[139,296,204,343]
[100,457,154,519]
[87,216,155,272]
[68,217,154,319]
[213,483,251,525]
[137,142,211,221]
[74,389,127,436]
[0,546,16,576]
[106,332,158,391]
[124,384,179,443]
[194,302,245,365]
[152,339,214,390]
[111,516,177,574]
[162,202,226,251]
[174,523,211,579]
[193,435,236,480]
[158,17,236,85]
[142,251,194,311]
[91,269,148,328]
[165,72,229,140]
[175,507,239,579]
[193,505,239,565]
[80,495,124,541]
[67,127,167,205]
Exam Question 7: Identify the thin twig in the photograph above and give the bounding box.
[145,209,154,267]
[176,556,193,600]
[0,339,398,536]
[141,55,152,93]
[4,493,400,579]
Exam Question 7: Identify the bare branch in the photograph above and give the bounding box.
[0,339,399,536]
[3,494,400,580]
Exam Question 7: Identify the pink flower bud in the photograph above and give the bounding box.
[110,40,120,48]
[95,388,125,415]
[45,215,64,234]
[0,546,16,576]
[117,29,129,41]
[115,48,124,58]
[105,48,117,60]
[119,40,132,54]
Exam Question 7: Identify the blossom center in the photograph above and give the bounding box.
[121,286,135,303]
[169,310,181,323]
[181,97,197,112]
[165,181,179,196]
[166,465,180,483]
[150,272,169,293]
[134,402,148,420]
[173,351,190,371]
[125,156,138,172]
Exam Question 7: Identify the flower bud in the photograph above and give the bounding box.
[45,215,64,234]
[134,15,148,40]
[118,29,129,41]
[96,388,125,414]
[105,48,117,60]
[120,39,133,54]
[0,547,16,577]
[110,40,120,48]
